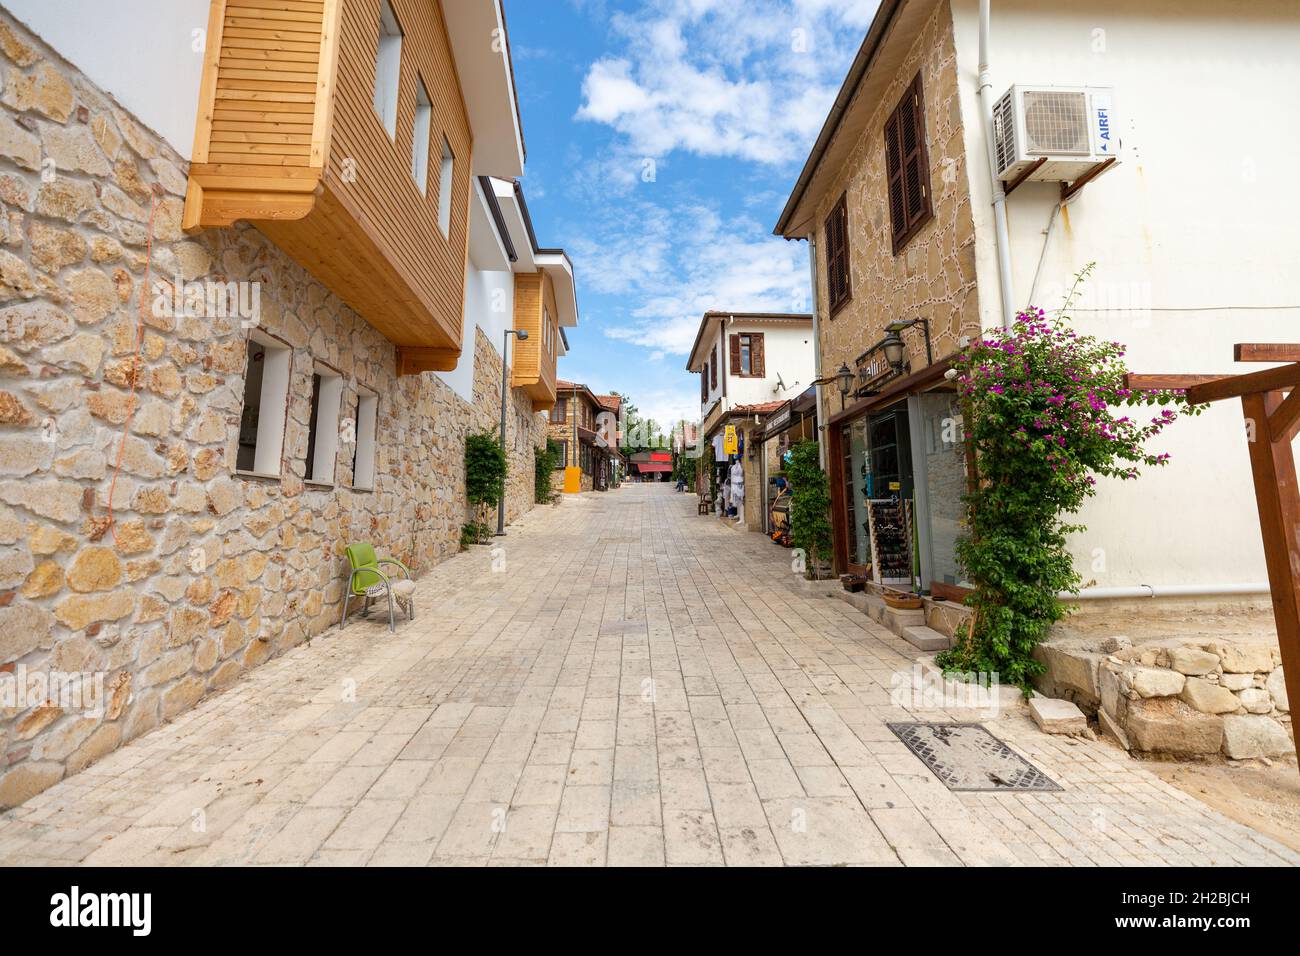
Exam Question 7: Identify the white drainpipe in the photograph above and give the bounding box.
[1064,583,1270,601]
[807,237,827,469]
[978,0,1015,330]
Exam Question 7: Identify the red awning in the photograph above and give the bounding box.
[635,462,672,473]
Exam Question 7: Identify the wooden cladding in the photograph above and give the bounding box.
[510,272,559,410]
[729,333,765,378]
[824,193,851,315]
[884,72,933,255]
[185,0,475,373]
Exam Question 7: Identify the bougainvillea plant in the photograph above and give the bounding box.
[937,266,1207,690]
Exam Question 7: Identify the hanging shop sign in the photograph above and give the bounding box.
[723,425,739,456]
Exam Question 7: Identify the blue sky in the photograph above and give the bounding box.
[504,0,879,431]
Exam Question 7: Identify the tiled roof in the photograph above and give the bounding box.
[595,394,621,412]
[732,401,787,416]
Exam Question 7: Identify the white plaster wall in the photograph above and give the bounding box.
[437,260,513,403]
[950,0,1300,588]
[701,322,816,415]
[6,0,209,157]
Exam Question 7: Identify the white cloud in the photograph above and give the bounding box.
[575,0,877,165]
[567,198,809,357]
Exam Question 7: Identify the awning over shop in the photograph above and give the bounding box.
[635,462,672,473]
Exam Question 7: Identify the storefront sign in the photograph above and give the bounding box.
[763,405,791,438]
[723,425,739,456]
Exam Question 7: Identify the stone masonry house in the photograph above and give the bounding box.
[775,0,1299,756]
[0,1,579,807]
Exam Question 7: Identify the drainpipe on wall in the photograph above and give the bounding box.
[807,237,827,469]
[978,0,1015,330]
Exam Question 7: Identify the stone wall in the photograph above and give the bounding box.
[810,0,979,417]
[0,12,543,808]
[1035,637,1294,761]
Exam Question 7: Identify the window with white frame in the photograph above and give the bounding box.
[236,332,292,477]
[372,0,402,140]
[411,76,432,192]
[353,389,379,491]
[436,136,454,238]
[304,365,344,485]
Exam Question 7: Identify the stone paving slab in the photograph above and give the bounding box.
[0,485,1296,867]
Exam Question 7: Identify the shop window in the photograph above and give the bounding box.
[236,332,292,477]
[353,389,379,491]
[372,0,402,140]
[825,194,851,314]
[411,77,432,193]
[884,72,933,254]
[305,365,344,486]
[730,333,765,378]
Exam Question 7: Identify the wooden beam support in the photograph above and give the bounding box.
[1234,343,1300,364]
[1123,374,1226,392]
[1269,386,1300,443]
[396,347,459,376]
[1185,362,1300,405]
[1240,391,1300,761]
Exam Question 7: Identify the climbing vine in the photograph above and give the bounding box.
[938,266,1205,689]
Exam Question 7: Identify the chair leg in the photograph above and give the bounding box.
[340,592,350,630]
[386,592,395,633]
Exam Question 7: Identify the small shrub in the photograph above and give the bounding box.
[786,440,833,578]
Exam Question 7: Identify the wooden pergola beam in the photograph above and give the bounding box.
[1241,390,1300,766]
[1124,374,1225,392]
[1269,386,1300,442]
[1235,343,1300,363]
[1185,362,1300,404]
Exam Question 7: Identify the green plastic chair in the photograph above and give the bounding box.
[340,543,414,632]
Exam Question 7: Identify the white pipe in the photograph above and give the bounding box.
[978,0,1015,330]
[807,237,828,469]
[1063,583,1270,601]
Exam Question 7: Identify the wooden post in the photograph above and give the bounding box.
[1241,390,1300,758]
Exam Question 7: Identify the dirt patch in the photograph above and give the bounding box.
[1056,602,1276,646]
[1149,759,1300,852]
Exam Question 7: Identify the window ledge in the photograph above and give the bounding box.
[304,480,336,490]
[234,469,282,483]
[350,485,375,493]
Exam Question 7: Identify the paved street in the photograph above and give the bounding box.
[0,483,1295,867]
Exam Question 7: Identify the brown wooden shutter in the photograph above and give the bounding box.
[824,195,850,314]
[885,72,933,254]
[700,370,707,402]
[729,334,742,376]
[710,346,717,390]
[554,398,566,423]
[751,333,765,378]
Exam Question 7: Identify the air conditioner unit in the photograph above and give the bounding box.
[993,85,1119,183]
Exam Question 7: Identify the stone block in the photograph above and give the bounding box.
[1221,714,1295,759]
[1167,646,1219,676]
[1180,677,1242,715]
[1266,669,1289,714]
[1124,697,1223,755]
[1028,697,1087,735]
[1120,665,1184,699]
[902,625,950,652]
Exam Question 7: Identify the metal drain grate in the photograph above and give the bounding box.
[888,722,1062,792]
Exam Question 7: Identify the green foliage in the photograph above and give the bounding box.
[534,438,563,502]
[465,431,507,509]
[673,449,698,487]
[937,265,1205,690]
[786,440,833,578]
[460,521,492,548]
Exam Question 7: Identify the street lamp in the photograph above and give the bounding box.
[885,317,933,367]
[881,330,906,372]
[835,362,854,409]
[496,328,528,537]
